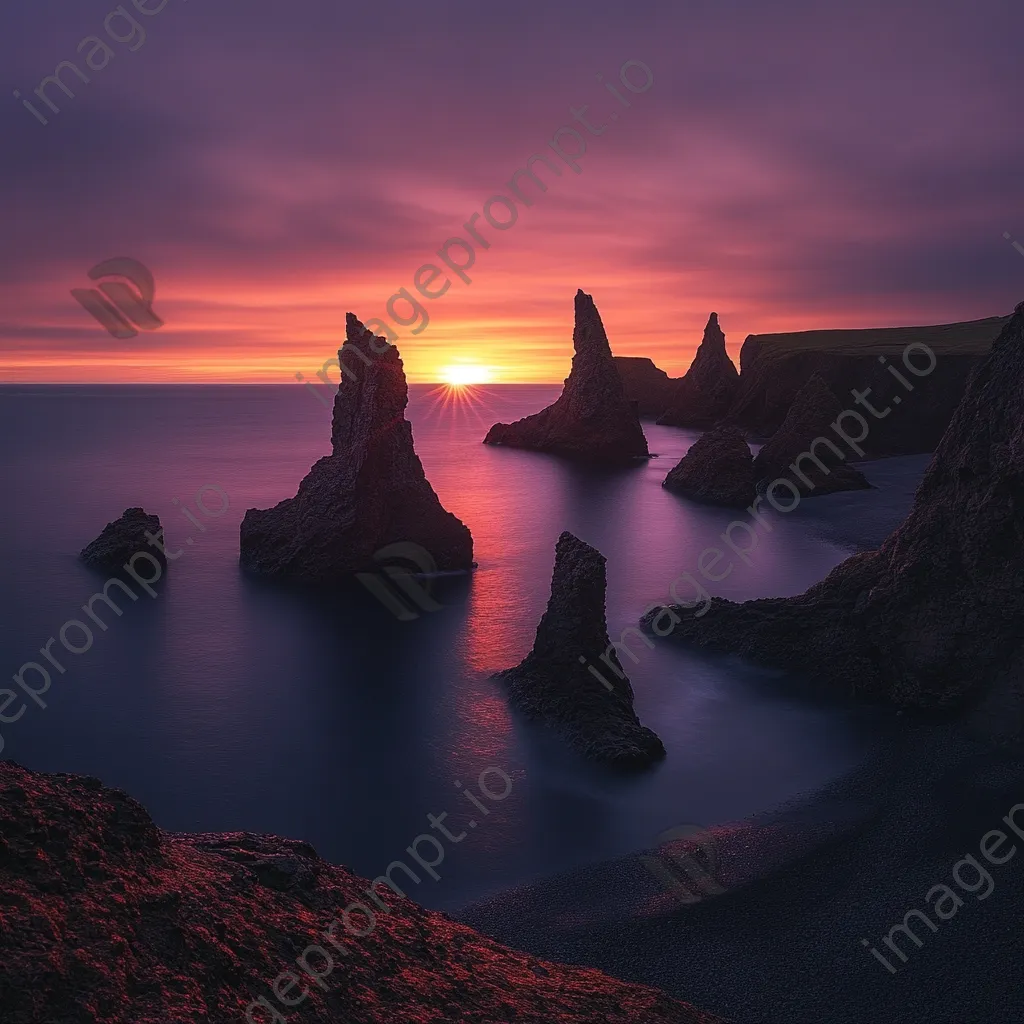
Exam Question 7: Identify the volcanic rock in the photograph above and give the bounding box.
[726,315,1007,453]
[752,373,871,495]
[640,302,1024,714]
[613,356,679,417]
[0,759,722,1024]
[240,315,472,581]
[484,291,649,463]
[81,507,164,570]
[663,426,756,508]
[657,314,739,428]
[494,531,666,767]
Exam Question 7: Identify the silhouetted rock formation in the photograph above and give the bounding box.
[657,314,739,428]
[240,315,472,581]
[0,760,722,1024]
[663,426,756,508]
[81,507,163,570]
[726,315,1007,453]
[641,304,1024,714]
[494,532,666,767]
[613,356,679,417]
[752,374,871,495]
[484,291,649,463]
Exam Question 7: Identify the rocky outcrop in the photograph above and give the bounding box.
[613,356,679,417]
[726,315,1008,452]
[640,303,1024,714]
[752,374,871,495]
[81,507,163,570]
[656,314,739,428]
[0,759,722,1024]
[663,426,756,508]
[494,532,666,768]
[240,315,472,582]
[484,291,649,463]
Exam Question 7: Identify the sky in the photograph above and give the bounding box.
[0,0,1022,383]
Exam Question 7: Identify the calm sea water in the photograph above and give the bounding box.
[0,384,876,910]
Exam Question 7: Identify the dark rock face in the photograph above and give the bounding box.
[484,291,649,463]
[641,303,1024,714]
[0,760,722,1024]
[240,315,472,582]
[726,315,1007,453]
[494,532,666,767]
[81,507,163,570]
[752,374,871,495]
[613,356,678,417]
[657,314,739,428]
[663,426,756,508]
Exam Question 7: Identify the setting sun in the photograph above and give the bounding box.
[441,365,492,386]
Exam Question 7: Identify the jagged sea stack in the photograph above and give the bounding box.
[81,508,165,570]
[752,373,871,495]
[494,532,665,768]
[483,291,649,463]
[239,315,473,582]
[663,426,756,508]
[640,303,1024,715]
[657,313,739,427]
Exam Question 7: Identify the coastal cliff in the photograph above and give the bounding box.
[613,356,679,417]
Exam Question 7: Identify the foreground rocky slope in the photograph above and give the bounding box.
[727,314,1007,452]
[663,426,756,508]
[641,302,1024,713]
[657,314,739,428]
[495,532,666,767]
[0,760,721,1024]
[752,374,871,495]
[240,315,472,581]
[484,291,649,463]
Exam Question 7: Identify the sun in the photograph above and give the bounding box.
[441,365,491,386]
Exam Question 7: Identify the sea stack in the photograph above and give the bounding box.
[752,373,871,495]
[640,303,1024,715]
[0,760,722,1023]
[483,291,649,463]
[239,315,473,582]
[657,314,739,428]
[494,532,666,768]
[81,507,164,570]
[663,426,756,508]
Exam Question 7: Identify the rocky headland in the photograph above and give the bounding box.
[726,314,1008,453]
[81,507,164,570]
[0,759,721,1024]
[663,426,756,508]
[613,356,679,417]
[484,291,650,464]
[640,303,1024,716]
[656,314,739,428]
[240,315,472,582]
[752,373,871,495]
[494,532,666,768]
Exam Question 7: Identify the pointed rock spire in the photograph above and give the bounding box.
[240,315,473,581]
[657,313,740,427]
[484,290,649,463]
[494,531,666,767]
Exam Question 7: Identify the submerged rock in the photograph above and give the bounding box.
[613,356,679,417]
[81,507,164,570]
[240,315,472,581]
[494,532,666,767]
[484,291,649,463]
[663,426,756,508]
[752,373,871,495]
[657,314,739,428]
[640,303,1024,715]
[0,759,722,1023]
